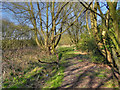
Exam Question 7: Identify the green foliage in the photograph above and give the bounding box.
[77,33,97,51]
[90,55,104,63]
[57,47,79,61]
[58,34,71,46]
[77,33,105,63]
[58,53,62,60]
[57,47,74,54]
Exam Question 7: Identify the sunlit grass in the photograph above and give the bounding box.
[103,79,119,88]
[3,46,119,88]
[78,60,83,62]
[3,67,43,88]
[43,67,64,88]
[65,51,80,55]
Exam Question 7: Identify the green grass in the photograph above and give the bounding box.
[57,47,74,54]
[43,67,65,88]
[5,46,116,88]
[103,79,119,88]
[65,51,79,54]
[78,60,83,62]
[3,46,74,88]
[65,84,71,88]
[42,47,78,88]
[3,67,43,88]
[96,74,106,79]
[7,47,72,88]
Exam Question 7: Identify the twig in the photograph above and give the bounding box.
[38,59,58,65]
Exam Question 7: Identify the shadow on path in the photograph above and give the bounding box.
[59,53,113,88]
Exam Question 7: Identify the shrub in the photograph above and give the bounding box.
[76,32,105,63]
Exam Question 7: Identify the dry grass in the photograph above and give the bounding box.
[2,47,45,81]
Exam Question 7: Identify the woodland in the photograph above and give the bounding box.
[1,0,120,88]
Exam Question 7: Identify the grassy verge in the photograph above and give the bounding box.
[42,47,76,88]
[3,46,76,88]
[3,46,118,88]
[3,67,43,88]
[43,67,64,88]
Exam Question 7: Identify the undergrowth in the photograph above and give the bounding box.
[2,46,75,88]
[3,46,117,88]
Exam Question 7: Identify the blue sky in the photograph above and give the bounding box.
[2,2,119,27]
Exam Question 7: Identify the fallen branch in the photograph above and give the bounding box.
[38,59,59,65]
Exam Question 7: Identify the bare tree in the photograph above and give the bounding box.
[3,2,84,54]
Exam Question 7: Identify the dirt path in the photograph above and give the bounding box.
[60,55,113,88]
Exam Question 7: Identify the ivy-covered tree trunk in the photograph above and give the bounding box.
[84,1,120,86]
